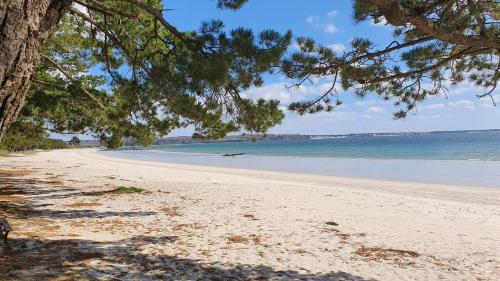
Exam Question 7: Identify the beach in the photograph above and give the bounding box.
[1,148,499,280]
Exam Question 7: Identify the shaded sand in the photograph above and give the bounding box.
[0,149,499,280]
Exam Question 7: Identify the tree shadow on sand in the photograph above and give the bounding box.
[0,173,155,220]
[1,235,378,281]
[1,170,378,280]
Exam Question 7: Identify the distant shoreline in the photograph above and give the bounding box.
[152,128,500,145]
[73,128,500,146]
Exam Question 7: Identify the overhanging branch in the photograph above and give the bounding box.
[364,47,482,84]
[40,53,106,110]
[68,7,149,72]
[120,0,194,47]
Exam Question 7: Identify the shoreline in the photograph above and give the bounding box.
[1,148,499,280]
[100,148,500,188]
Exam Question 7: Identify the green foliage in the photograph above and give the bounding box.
[17,0,291,148]
[216,0,249,10]
[14,0,495,146]
[0,119,67,152]
[283,0,499,118]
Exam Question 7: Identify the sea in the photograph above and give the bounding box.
[100,130,500,188]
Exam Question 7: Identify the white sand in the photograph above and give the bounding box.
[1,148,499,280]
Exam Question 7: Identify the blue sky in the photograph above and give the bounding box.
[161,0,500,136]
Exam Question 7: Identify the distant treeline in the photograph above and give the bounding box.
[149,129,500,145]
[0,120,67,152]
[152,134,309,145]
[0,134,67,152]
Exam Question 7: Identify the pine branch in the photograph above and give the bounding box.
[364,47,483,84]
[119,0,194,47]
[32,79,64,89]
[40,53,106,110]
[476,60,500,106]
[369,0,499,49]
[68,7,149,72]
[350,36,432,64]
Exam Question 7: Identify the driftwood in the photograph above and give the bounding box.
[222,153,246,157]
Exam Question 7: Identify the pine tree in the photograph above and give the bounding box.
[0,0,290,147]
[2,1,498,147]
[282,0,499,118]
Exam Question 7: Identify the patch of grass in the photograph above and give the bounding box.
[0,149,11,157]
[111,186,144,193]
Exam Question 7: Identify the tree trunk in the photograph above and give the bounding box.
[0,0,72,141]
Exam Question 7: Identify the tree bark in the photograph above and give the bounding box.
[0,0,72,141]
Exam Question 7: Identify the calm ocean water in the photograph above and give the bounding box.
[152,130,500,161]
[101,130,500,188]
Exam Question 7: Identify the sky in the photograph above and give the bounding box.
[56,0,500,140]
[159,0,500,136]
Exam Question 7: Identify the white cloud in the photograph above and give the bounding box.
[448,99,476,110]
[442,80,495,97]
[493,94,499,102]
[421,103,445,110]
[278,105,288,112]
[323,24,339,34]
[478,103,494,109]
[306,14,340,34]
[366,106,385,113]
[306,15,320,24]
[478,94,499,108]
[243,81,339,105]
[327,43,346,53]
[327,10,338,17]
[417,114,449,120]
[354,100,375,107]
[302,110,358,121]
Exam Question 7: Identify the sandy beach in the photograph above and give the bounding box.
[1,148,499,280]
